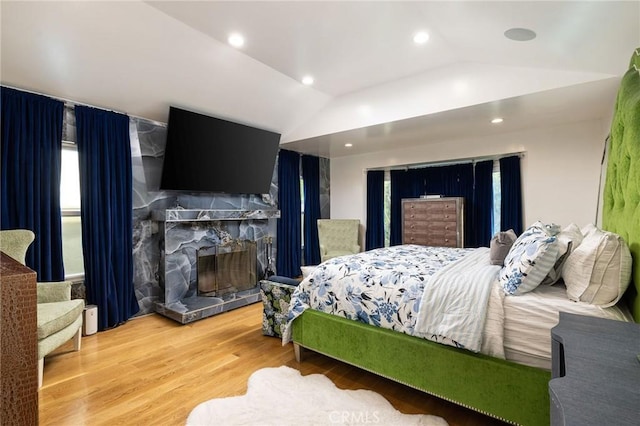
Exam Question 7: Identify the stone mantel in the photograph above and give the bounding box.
[152,209,280,223]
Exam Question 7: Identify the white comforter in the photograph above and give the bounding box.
[413,248,502,352]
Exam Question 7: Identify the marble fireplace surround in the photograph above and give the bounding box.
[153,208,280,324]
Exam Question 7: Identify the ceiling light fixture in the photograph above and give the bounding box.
[228,33,245,48]
[345,143,353,148]
[302,76,314,86]
[413,31,430,45]
[491,118,504,124]
[504,28,536,42]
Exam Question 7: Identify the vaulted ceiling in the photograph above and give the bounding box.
[2,1,638,158]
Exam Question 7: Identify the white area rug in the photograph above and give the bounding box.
[187,366,448,425]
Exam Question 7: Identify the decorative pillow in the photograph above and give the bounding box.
[267,275,301,286]
[489,229,517,265]
[562,225,632,307]
[499,222,559,295]
[300,266,317,279]
[541,223,584,285]
[581,223,599,237]
[538,222,561,236]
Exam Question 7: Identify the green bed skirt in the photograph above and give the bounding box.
[292,310,550,426]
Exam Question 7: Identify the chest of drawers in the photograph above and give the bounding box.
[401,197,464,247]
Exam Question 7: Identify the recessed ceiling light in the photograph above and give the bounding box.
[345,143,353,148]
[504,28,536,42]
[302,76,314,86]
[491,118,504,124]
[413,31,430,45]
[228,33,245,48]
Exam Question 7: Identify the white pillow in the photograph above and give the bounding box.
[581,223,599,237]
[499,222,560,295]
[300,266,317,279]
[542,223,584,285]
[562,225,632,307]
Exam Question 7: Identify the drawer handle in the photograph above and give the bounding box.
[445,215,449,218]
[411,214,414,218]
[445,226,449,230]
[445,239,449,242]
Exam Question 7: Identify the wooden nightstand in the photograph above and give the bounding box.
[549,312,640,426]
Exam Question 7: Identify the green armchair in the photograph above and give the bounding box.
[0,229,84,388]
[0,229,34,265]
[317,219,361,262]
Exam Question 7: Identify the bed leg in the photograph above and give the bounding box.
[294,343,304,362]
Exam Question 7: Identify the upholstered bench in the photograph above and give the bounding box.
[260,276,300,338]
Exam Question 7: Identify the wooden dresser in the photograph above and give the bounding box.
[401,197,464,247]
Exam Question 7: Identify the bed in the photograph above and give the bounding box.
[286,49,640,426]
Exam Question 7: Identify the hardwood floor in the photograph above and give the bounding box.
[39,303,507,426]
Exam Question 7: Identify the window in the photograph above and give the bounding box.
[60,143,84,278]
[383,174,391,247]
[381,159,503,245]
[300,176,305,247]
[492,160,502,236]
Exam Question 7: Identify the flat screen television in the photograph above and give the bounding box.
[160,106,281,194]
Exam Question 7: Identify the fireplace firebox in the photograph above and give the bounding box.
[197,240,257,298]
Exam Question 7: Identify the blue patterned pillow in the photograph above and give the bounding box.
[499,224,559,295]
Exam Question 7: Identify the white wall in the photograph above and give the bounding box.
[330,118,612,242]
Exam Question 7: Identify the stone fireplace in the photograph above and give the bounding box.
[153,208,279,324]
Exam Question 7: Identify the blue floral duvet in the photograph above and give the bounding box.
[283,245,502,352]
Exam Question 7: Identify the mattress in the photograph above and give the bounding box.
[500,281,633,370]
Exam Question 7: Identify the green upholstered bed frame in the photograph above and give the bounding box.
[292,311,550,425]
[292,48,640,426]
[603,48,640,323]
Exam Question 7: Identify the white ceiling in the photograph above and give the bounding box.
[2,1,639,158]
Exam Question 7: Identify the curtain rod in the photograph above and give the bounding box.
[1,84,167,127]
[366,151,525,172]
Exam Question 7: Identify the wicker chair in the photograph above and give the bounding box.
[0,229,84,387]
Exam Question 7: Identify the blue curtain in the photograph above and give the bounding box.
[75,106,138,330]
[389,168,424,245]
[365,170,385,250]
[471,160,494,247]
[424,163,474,246]
[301,154,321,266]
[1,87,65,281]
[276,149,301,277]
[500,155,523,234]
[424,164,472,197]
